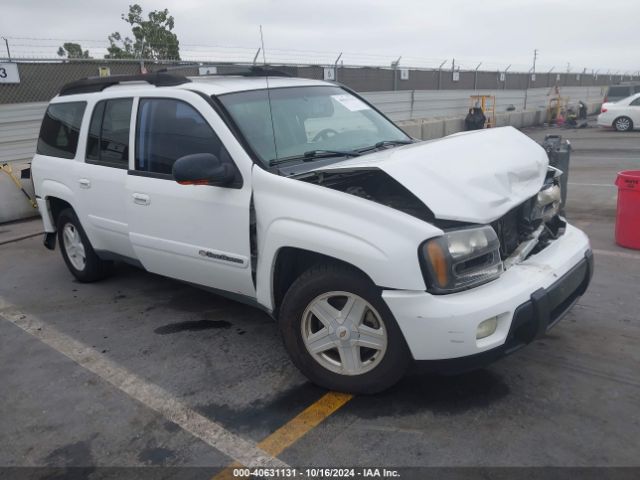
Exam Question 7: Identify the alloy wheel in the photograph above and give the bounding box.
[301,291,388,376]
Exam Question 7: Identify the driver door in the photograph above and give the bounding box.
[125,91,255,297]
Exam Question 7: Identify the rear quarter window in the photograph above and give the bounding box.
[608,86,631,99]
[37,102,86,159]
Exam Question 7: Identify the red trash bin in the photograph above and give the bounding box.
[615,170,640,250]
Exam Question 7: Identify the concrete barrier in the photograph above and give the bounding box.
[443,118,465,136]
[397,120,423,139]
[421,119,446,140]
[395,104,560,144]
[522,111,537,127]
[0,162,38,224]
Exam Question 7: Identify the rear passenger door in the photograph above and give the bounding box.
[125,91,255,297]
[73,97,136,259]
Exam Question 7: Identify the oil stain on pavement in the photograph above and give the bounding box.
[154,319,232,335]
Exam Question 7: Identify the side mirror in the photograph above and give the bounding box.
[172,153,235,187]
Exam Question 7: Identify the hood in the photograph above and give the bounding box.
[310,126,549,224]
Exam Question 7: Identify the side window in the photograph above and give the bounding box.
[630,97,640,106]
[86,98,133,168]
[135,98,227,176]
[37,102,86,159]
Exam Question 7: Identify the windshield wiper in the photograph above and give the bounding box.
[357,139,414,153]
[270,149,361,166]
[375,139,414,148]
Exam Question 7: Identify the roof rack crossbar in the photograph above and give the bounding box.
[58,72,191,96]
[189,65,292,78]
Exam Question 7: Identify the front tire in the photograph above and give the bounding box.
[57,208,112,282]
[613,116,633,132]
[279,263,411,394]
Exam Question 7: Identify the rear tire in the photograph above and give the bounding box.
[57,208,112,282]
[613,116,633,132]
[279,263,411,394]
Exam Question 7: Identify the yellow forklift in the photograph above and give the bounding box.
[469,95,496,128]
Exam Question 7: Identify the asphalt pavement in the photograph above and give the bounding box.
[1,122,639,479]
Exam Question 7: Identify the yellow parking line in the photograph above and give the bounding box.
[213,391,353,479]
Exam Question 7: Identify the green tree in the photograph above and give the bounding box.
[57,42,91,59]
[106,4,180,60]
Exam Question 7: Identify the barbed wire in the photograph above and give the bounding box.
[1,36,638,76]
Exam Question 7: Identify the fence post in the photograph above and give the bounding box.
[503,65,511,90]
[437,60,446,90]
[1,37,10,61]
[473,62,482,91]
[410,89,415,119]
[334,52,342,83]
[391,56,401,91]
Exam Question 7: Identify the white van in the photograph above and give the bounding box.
[32,70,593,393]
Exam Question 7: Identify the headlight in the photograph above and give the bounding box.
[419,225,503,294]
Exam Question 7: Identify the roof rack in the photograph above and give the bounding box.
[59,72,191,96]
[177,65,292,78]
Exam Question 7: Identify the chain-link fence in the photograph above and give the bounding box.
[0,57,618,105]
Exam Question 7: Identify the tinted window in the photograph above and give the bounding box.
[136,98,226,175]
[630,97,640,106]
[37,102,86,159]
[86,98,132,168]
[608,86,631,99]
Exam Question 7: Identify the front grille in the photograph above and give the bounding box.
[491,194,560,261]
[492,208,520,259]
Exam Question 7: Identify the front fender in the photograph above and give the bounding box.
[252,166,441,310]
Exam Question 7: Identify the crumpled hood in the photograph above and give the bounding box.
[310,126,549,224]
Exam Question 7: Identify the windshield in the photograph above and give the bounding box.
[218,86,409,166]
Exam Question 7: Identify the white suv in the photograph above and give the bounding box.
[32,70,593,393]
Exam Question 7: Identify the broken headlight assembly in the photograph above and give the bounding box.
[419,226,503,294]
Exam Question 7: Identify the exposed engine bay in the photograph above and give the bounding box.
[299,165,565,270]
[298,169,436,223]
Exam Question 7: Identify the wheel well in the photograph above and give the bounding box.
[614,116,633,125]
[271,247,374,315]
[47,197,73,228]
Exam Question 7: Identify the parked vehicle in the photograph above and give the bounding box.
[604,83,640,104]
[32,71,593,393]
[597,92,640,131]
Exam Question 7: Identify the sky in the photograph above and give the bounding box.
[1,0,638,73]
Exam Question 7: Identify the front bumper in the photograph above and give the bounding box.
[383,223,592,365]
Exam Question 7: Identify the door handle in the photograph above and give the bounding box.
[78,178,91,189]
[132,193,150,206]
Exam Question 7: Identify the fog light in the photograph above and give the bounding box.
[476,317,498,339]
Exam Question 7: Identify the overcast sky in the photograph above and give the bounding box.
[1,0,638,72]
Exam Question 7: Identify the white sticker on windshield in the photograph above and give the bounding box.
[332,94,370,112]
